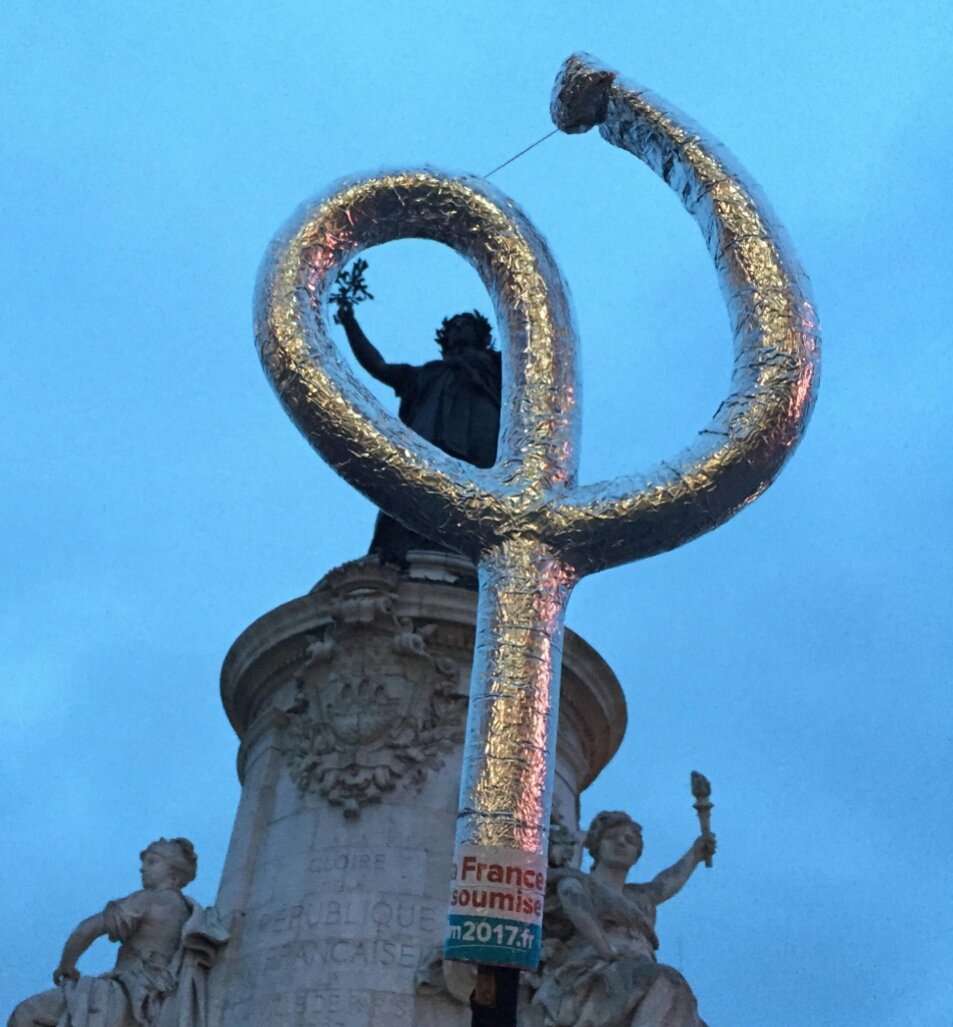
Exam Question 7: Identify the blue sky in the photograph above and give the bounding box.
[2,3,951,1024]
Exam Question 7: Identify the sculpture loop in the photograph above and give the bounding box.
[255,170,579,562]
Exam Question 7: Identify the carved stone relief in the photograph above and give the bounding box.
[282,566,468,816]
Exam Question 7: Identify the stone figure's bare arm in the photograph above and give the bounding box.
[643,835,716,906]
[52,913,108,984]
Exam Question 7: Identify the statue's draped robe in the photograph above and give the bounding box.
[370,347,502,561]
[528,871,706,1027]
[11,897,227,1027]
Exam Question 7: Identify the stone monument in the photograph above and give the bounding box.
[206,552,626,1025]
[6,52,818,1027]
[524,813,714,1027]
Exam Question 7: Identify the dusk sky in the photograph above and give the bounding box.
[2,3,951,1024]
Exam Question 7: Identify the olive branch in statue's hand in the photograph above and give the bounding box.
[329,258,374,323]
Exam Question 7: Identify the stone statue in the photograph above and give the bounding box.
[336,300,502,562]
[8,838,228,1027]
[524,812,715,1027]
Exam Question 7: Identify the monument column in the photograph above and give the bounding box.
[208,551,626,1027]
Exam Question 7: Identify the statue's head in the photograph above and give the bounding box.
[585,811,643,869]
[139,837,198,890]
[435,311,494,355]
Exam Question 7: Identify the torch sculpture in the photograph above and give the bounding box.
[254,52,819,977]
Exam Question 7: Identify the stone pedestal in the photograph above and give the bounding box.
[208,553,626,1027]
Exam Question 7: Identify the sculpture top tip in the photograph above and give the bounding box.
[550,53,617,134]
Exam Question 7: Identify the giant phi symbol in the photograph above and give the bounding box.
[255,54,819,970]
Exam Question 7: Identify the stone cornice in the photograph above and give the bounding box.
[221,555,627,794]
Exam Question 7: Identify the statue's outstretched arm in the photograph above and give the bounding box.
[337,305,406,390]
[644,835,715,905]
[52,913,108,984]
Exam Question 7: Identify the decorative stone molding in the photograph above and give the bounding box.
[322,560,400,625]
[272,561,468,816]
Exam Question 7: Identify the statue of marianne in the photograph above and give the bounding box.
[336,300,502,563]
[8,838,227,1027]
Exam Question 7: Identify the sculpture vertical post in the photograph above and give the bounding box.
[449,543,575,969]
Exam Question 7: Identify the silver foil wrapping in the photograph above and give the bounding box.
[255,171,580,565]
[546,54,820,573]
[255,54,819,969]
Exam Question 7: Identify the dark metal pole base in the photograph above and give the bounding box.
[470,966,520,1026]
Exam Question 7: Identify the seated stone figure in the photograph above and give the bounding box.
[8,838,227,1027]
[525,811,714,1027]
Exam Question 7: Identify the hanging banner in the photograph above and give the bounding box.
[445,844,546,968]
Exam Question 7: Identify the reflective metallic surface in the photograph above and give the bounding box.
[255,54,819,967]
[255,174,580,969]
[462,542,575,850]
[549,53,820,573]
[255,170,579,565]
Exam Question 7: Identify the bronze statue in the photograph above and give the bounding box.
[8,838,227,1027]
[335,297,501,563]
[525,812,715,1027]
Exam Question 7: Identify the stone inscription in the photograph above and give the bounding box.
[255,897,438,940]
[308,850,387,875]
[260,937,423,970]
[222,984,412,1027]
[265,842,427,895]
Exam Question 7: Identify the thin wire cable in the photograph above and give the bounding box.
[484,129,559,178]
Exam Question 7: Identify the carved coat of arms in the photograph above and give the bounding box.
[284,599,467,817]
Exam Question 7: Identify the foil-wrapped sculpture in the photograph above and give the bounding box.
[254,53,819,970]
